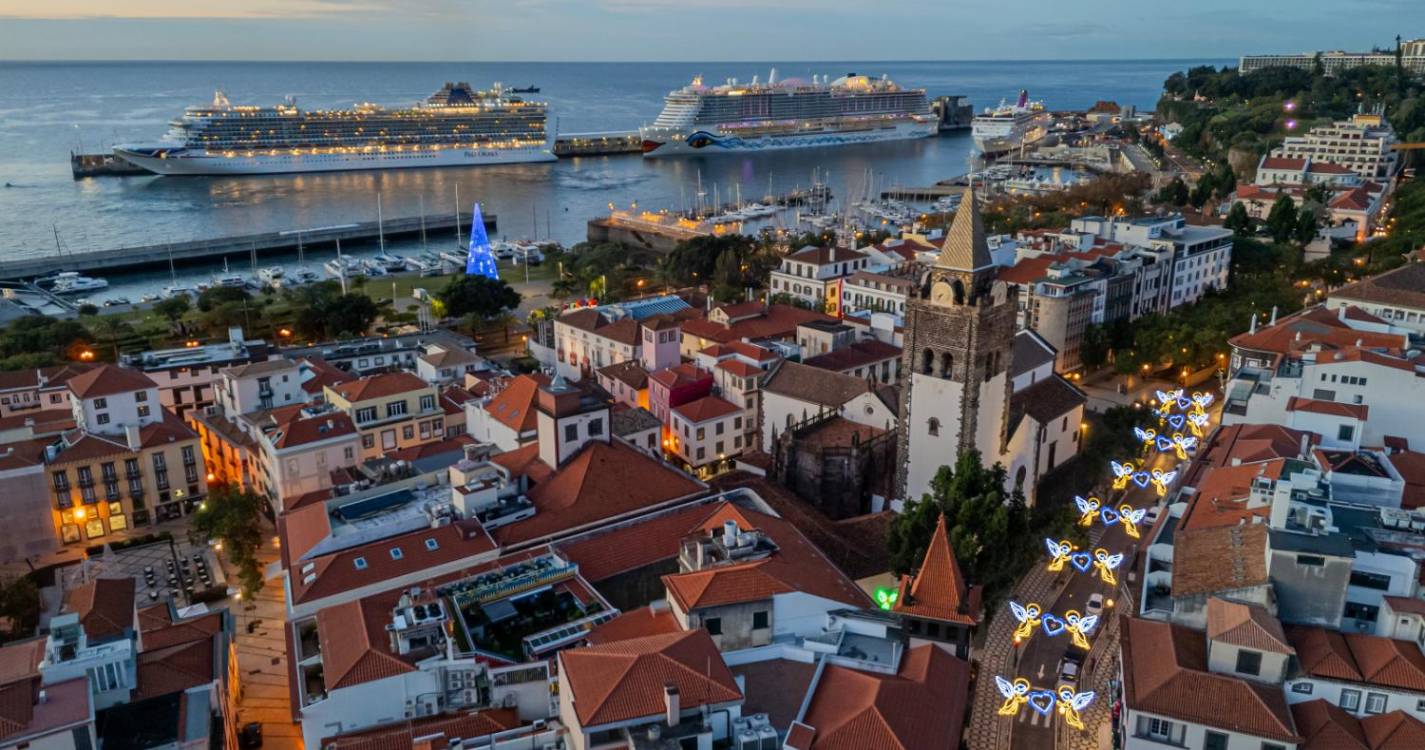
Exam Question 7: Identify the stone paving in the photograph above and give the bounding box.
[966,562,1063,750]
[223,526,305,750]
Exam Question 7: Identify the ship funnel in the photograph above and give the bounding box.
[1017,89,1029,108]
[768,68,777,85]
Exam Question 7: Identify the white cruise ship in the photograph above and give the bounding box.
[114,83,555,176]
[971,90,1051,157]
[640,70,936,157]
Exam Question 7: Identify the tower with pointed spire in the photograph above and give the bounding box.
[895,189,1018,503]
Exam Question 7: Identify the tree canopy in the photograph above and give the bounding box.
[190,485,268,600]
[437,275,522,320]
[287,281,382,340]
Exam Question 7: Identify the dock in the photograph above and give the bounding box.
[0,212,496,281]
[880,184,967,201]
[554,131,643,157]
[71,152,146,179]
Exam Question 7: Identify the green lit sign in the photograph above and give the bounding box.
[874,587,898,610]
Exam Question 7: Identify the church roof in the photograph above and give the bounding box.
[934,188,993,272]
[893,514,979,625]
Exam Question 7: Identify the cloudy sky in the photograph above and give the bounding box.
[0,0,1420,61]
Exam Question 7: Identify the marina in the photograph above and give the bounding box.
[0,211,496,281]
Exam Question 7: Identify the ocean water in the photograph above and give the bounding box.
[0,59,1228,296]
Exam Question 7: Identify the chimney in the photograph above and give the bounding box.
[663,684,680,726]
[722,519,738,547]
[124,424,142,451]
[1249,313,1257,334]
[1269,306,1278,325]
[1299,432,1310,458]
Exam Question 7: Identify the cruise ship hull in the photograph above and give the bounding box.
[113,145,556,176]
[640,120,936,157]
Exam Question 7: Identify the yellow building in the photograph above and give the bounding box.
[47,414,208,545]
[324,372,445,460]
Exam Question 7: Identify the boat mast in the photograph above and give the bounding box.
[454,185,463,248]
[377,193,385,253]
[419,195,427,251]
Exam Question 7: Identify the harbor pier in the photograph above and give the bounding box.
[0,213,496,281]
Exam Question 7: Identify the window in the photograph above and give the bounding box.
[1292,682,1314,694]
[425,538,439,551]
[1340,688,1361,711]
[353,557,368,570]
[1297,554,1325,567]
[135,391,147,403]
[734,416,742,430]
[1262,744,1286,750]
[386,401,407,418]
[1204,731,1228,750]
[420,395,435,412]
[1351,571,1392,590]
[715,441,724,454]
[402,425,414,440]
[704,617,722,636]
[343,446,355,460]
[1145,717,1173,741]
[696,447,705,460]
[389,547,404,560]
[355,407,376,423]
[564,424,578,442]
[1364,692,1388,714]
[137,405,150,418]
[753,611,769,630]
[696,428,705,440]
[97,413,109,426]
[928,417,940,436]
[362,434,375,449]
[1338,424,1355,442]
[1235,649,1262,676]
[94,397,107,409]
[1344,601,1380,622]
[589,418,603,437]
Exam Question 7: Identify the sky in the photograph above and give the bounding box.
[0,0,1422,61]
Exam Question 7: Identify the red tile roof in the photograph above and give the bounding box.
[1361,711,1425,749]
[1172,524,1270,596]
[1206,597,1293,654]
[998,255,1058,285]
[1310,161,1357,175]
[596,361,649,391]
[1294,699,1368,750]
[66,364,156,399]
[482,374,549,434]
[1287,396,1368,420]
[716,360,762,378]
[648,363,712,390]
[1289,625,1425,691]
[681,304,835,345]
[1330,186,1375,211]
[672,395,741,424]
[1389,451,1425,510]
[803,340,902,374]
[329,372,431,403]
[1261,157,1308,171]
[493,440,705,547]
[1121,615,1299,742]
[317,592,418,690]
[134,636,216,700]
[1228,306,1406,361]
[558,629,742,728]
[63,577,134,641]
[785,246,867,266]
[321,709,521,750]
[798,644,970,750]
[585,605,681,646]
[1331,264,1425,312]
[893,514,979,625]
[1384,595,1425,617]
[300,357,356,395]
[725,341,779,362]
[270,412,357,450]
[558,308,641,346]
[290,520,496,606]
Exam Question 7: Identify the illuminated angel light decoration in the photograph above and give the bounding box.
[1154,388,1184,417]
[1118,504,1148,539]
[1133,426,1157,447]
[1110,460,1136,491]
[1063,610,1099,650]
[1010,601,1043,641]
[995,676,1031,716]
[1187,411,1210,438]
[1151,468,1178,497]
[1093,548,1124,586]
[1056,686,1097,731]
[873,587,898,611]
[1191,391,1214,414]
[1170,433,1198,460]
[1074,495,1101,527]
[1045,538,1074,572]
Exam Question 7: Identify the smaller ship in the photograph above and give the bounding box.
[279,269,321,288]
[971,90,1051,157]
[325,256,363,279]
[371,253,408,274]
[509,85,540,94]
[50,272,109,295]
[258,266,285,285]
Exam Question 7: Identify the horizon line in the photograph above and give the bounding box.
[0,56,1239,65]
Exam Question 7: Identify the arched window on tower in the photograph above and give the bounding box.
[1015,465,1028,490]
[922,348,935,375]
[952,279,966,305]
[928,417,941,437]
[940,352,954,379]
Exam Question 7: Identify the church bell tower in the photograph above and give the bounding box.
[896,188,1018,503]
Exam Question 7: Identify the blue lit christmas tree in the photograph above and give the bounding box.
[465,202,499,280]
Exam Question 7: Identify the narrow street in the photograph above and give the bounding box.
[227,524,304,750]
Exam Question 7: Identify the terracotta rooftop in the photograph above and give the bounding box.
[1172,523,1269,597]
[559,308,642,346]
[797,644,970,750]
[1261,157,1308,171]
[289,520,496,606]
[269,411,357,450]
[596,360,649,391]
[1229,305,1405,361]
[482,373,549,435]
[321,708,521,750]
[1180,460,1286,530]
[1329,185,1375,211]
[1388,451,1425,510]
[1206,597,1293,654]
[1287,396,1369,420]
[893,514,979,626]
[585,605,681,646]
[763,360,882,409]
[803,340,902,374]
[1292,699,1368,750]
[63,576,134,641]
[558,629,742,728]
[66,364,156,399]
[317,592,419,691]
[1121,615,1299,742]
[1332,264,1425,311]
[0,363,95,393]
[300,357,357,394]
[1288,625,1425,692]
[1190,423,1309,476]
[134,636,217,700]
[681,304,834,345]
[493,440,706,546]
[329,372,430,403]
[672,395,741,424]
[418,347,480,369]
[648,363,711,390]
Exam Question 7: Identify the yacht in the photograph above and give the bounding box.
[280,269,321,288]
[258,266,285,285]
[371,253,408,273]
[360,259,389,277]
[405,254,443,276]
[325,256,363,279]
[211,273,248,290]
[162,285,197,299]
[49,272,109,295]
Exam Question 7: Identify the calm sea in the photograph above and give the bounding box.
[0,59,1227,297]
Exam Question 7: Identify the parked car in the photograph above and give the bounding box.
[1086,593,1105,619]
[1059,653,1083,685]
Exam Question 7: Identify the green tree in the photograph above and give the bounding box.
[1156,177,1190,207]
[196,286,249,313]
[91,316,132,360]
[1080,324,1109,370]
[1266,195,1299,243]
[1293,208,1319,246]
[153,295,191,324]
[1224,202,1253,235]
[190,485,267,600]
[325,294,382,337]
[0,576,39,637]
[437,275,522,320]
[885,450,1031,600]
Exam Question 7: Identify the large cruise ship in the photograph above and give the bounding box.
[971,90,1051,157]
[640,70,936,157]
[114,82,555,176]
